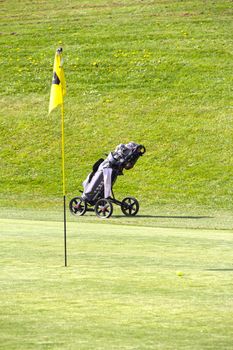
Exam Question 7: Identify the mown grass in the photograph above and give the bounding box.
[1,3,233,348]
[1,218,233,349]
[0,0,232,216]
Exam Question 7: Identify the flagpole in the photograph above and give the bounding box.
[49,47,67,267]
[61,101,67,267]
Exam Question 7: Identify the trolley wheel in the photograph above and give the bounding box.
[95,198,113,219]
[121,197,139,216]
[69,196,87,216]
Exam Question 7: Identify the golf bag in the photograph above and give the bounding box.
[69,142,146,218]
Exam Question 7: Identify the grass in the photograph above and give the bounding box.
[0,0,233,214]
[0,2,233,347]
[1,205,233,230]
[1,218,233,349]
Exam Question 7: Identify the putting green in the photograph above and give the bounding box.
[1,218,233,349]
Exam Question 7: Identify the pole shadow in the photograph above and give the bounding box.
[205,268,233,272]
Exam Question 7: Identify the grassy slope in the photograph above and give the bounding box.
[1,218,233,349]
[0,0,233,214]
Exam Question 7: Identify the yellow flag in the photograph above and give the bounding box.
[49,48,66,114]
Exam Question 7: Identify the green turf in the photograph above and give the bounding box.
[0,0,233,213]
[1,205,233,230]
[1,2,233,347]
[1,218,233,349]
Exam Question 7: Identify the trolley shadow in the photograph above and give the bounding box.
[112,215,213,220]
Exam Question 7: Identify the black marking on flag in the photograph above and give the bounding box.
[52,72,60,85]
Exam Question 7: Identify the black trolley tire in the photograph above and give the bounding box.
[94,198,113,219]
[69,196,87,216]
[121,197,139,216]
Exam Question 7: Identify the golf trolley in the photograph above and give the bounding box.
[69,142,146,219]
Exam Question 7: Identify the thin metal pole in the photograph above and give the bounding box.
[61,102,67,267]
[63,195,67,267]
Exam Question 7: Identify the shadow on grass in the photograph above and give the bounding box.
[113,215,213,220]
[205,268,233,271]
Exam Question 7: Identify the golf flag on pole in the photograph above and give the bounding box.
[49,48,66,114]
[49,47,68,267]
